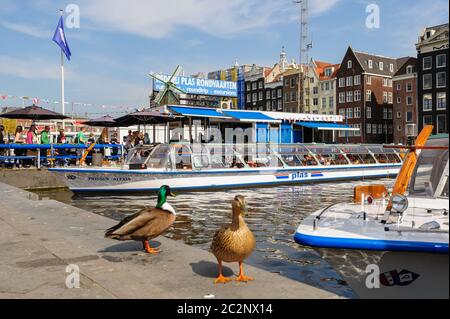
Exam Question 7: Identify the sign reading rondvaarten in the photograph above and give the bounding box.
[153,74,238,97]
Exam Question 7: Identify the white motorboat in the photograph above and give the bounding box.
[49,143,402,194]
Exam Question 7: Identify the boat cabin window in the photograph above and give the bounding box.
[173,144,192,170]
[125,146,154,165]
[207,145,246,169]
[366,146,401,164]
[306,146,348,166]
[243,145,282,168]
[146,145,171,169]
[275,145,308,167]
[192,145,211,169]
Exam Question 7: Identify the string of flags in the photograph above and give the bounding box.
[0,92,144,113]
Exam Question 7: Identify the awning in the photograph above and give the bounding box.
[169,106,231,119]
[222,110,280,123]
[295,122,359,131]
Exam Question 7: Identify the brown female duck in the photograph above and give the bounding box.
[105,185,176,254]
[211,195,256,284]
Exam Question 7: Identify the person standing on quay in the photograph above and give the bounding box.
[40,126,51,144]
[14,126,26,167]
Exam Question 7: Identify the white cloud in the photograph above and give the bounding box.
[0,55,60,80]
[310,0,341,15]
[1,21,51,38]
[78,0,339,39]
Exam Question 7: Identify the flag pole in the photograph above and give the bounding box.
[60,9,65,130]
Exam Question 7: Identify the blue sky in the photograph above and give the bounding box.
[0,0,448,116]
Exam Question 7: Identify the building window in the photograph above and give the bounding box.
[406,111,413,123]
[339,92,346,103]
[347,91,353,102]
[397,112,402,119]
[406,65,414,74]
[277,89,282,98]
[266,90,271,99]
[290,78,296,88]
[346,108,353,119]
[388,92,393,104]
[423,56,432,70]
[379,62,384,71]
[437,114,448,134]
[378,124,383,134]
[252,82,257,90]
[383,108,388,120]
[390,64,394,73]
[383,92,388,103]
[258,91,263,101]
[291,91,297,102]
[277,100,282,111]
[247,94,251,103]
[406,82,413,92]
[339,78,346,88]
[368,60,373,69]
[423,115,433,126]
[354,75,361,85]
[329,96,334,109]
[388,108,393,119]
[437,54,446,68]
[406,96,413,105]
[313,87,319,94]
[388,125,393,135]
[437,92,447,110]
[339,108,345,117]
[366,76,372,85]
[272,90,276,99]
[354,124,361,137]
[338,130,346,138]
[367,124,372,134]
[437,72,446,88]
[284,93,289,103]
[372,124,377,134]
[346,76,353,86]
[397,97,402,104]
[258,81,263,89]
[252,93,257,102]
[354,90,361,101]
[397,83,402,91]
[423,94,433,111]
[354,107,361,118]
[266,100,271,109]
[366,90,372,102]
[325,82,330,91]
[322,98,327,109]
[313,98,319,106]
[366,107,372,119]
[383,78,389,87]
[348,60,352,69]
[423,74,432,90]
[284,78,289,87]
[246,83,251,91]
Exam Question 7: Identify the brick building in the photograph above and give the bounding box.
[392,57,418,145]
[416,23,449,135]
[336,47,402,144]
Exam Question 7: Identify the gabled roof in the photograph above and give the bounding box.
[314,61,341,80]
[394,57,417,77]
[352,48,399,77]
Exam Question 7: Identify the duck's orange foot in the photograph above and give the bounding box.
[144,247,160,254]
[214,275,232,284]
[236,275,254,283]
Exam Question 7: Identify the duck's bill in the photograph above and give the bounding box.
[169,192,176,197]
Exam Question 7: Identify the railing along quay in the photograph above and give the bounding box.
[0,143,124,168]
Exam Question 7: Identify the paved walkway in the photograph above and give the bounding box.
[0,181,341,299]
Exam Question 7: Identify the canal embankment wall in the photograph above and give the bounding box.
[0,168,67,190]
[0,181,342,299]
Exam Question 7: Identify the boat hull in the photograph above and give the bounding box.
[49,164,401,193]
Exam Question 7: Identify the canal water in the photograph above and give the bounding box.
[33,178,395,298]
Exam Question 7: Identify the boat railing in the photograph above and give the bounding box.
[0,143,124,169]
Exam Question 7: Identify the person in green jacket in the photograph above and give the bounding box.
[76,127,87,144]
[40,126,51,144]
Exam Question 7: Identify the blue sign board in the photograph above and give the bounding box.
[153,74,238,97]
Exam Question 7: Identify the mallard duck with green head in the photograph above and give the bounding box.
[105,185,176,254]
[211,195,256,284]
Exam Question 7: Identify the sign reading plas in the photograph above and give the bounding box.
[153,74,238,98]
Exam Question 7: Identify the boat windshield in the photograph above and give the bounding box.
[409,139,449,198]
[339,146,376,164]
[146,145,172,169]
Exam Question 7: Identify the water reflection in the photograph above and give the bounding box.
[34,179,395,298]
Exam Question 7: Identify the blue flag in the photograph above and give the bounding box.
[52,16,71,61]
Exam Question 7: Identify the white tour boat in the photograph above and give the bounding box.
[295,129,449,254]
[49,143,403,194]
